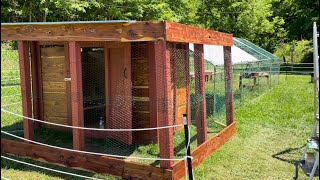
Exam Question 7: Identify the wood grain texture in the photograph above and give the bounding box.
[223,46,234,125]
[41,46,68,126]
[1,139,173,180]
[1,21,165,42]
[2,21,232,45]
[30,41,41,128]
[69,42,85,150]
[194,44,207,145]
[157,41,174,169]
[165,21,233,46]
[172,122,236,180]
[18,41,34,140]
[107,43,133,145]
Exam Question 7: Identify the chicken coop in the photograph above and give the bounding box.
[1,20,236,179]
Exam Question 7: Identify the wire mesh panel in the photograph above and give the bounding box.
[1,41,22,135]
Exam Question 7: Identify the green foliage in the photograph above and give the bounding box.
[274,40,313,63]
[0,0,318,52]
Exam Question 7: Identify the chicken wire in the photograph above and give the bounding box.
[1,40,239,168]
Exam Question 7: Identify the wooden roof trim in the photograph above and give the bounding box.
[1,21,166,42]
[1,20,233,45]
[165,21,233,46]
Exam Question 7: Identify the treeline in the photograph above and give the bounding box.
[1,0,319,56]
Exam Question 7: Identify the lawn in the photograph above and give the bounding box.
[1,74,315,179]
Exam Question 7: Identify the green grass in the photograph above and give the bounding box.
[193,75,316,179]
[1,56,316,180]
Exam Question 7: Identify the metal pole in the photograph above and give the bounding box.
[183,114,194,180]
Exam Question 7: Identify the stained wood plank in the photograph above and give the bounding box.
[157,42,174,169]
[194,44,207,145]
[133,101,150,111]
[18,41,34,140]
[165,21,233,46]
[107,43,132,145]
[2,21,232,45]
[223,46,235,125]
[1,139,173,179]
[1,21,165,42]
[30,41,41,127]
[69,41,85,150]
[172,122,236,180]
[133,88,149,97]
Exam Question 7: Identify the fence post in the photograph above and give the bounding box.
[183,114,194,180]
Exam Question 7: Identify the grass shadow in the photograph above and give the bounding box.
[271,145,305,164]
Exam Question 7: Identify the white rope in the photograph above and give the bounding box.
[1,130,186,161]
[1,156,102,180]
[1,108,183,131]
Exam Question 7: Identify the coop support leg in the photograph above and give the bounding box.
[194,44,207,146]
[30,41,42,128]
[223,46,234,126]
[18,41,34,141]
[156,41,174,169]
[69,41,85,151]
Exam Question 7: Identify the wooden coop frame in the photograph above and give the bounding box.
[1,20,236,180]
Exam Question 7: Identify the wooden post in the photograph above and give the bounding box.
[185,44,191,125]
[30,41,42,128]
[18,41,34,140]
[155,41,174,169]
[148,42,159,143]
[223,46,234,125]
[194,44,207,145]
[68,42,85,150]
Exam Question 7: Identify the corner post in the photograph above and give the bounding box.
[223,46,234,125]
[194,44,207,145]
[148,42,159,143]
[69,41,85,150]
[18,41,34,140]
[156,41,174,169]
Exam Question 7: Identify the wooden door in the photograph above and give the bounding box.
[106,43,132,144]
[41,45,69,128]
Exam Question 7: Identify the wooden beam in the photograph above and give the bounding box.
[64,42,72,126]
[68,42,85,150]
[194,44,207,145]
[148,41,159,144]
[165,21,233,46]
[18,41,34,140]
[1,21,165,42]
[172,122,236,180]
[2,21,233,46]
[30,41,41,128]
[1,139,173,180]
[156,41,174,169]
[223,46,234,125]
[184,43,191,125]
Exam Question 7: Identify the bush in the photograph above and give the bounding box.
[274,40,313,63]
